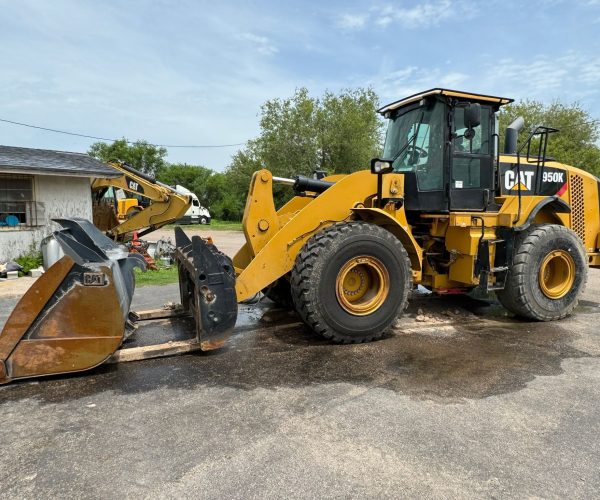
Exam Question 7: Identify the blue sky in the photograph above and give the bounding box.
[1,0,599,170]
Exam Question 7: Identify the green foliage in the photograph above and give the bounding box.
[318,88,384,173]
[203,172,244,220]
[88,139,168,175]
[499,101,600,176]
[226,87,383,215]
[15,246,43,275]
[154,165,245,220]
[155,163,213,205]
[205,219,242,230]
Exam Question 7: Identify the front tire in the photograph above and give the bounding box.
[290,222,412,343]
[496,224,587,321]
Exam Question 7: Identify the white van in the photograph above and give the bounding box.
[174,185,211,225]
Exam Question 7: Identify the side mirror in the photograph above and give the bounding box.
[370,158,394,175]
[464,102,481,129]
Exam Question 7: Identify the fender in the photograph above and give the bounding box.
[351,207,423,274]
[516,195,571,232]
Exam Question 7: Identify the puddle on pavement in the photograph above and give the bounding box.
[0,293,597,405]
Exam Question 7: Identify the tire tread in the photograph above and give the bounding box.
[497,224,587,321]
[290,221,412,343]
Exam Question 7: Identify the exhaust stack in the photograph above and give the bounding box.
[504,116,525,154]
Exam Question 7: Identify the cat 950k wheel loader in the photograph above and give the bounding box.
[2,88,600,384]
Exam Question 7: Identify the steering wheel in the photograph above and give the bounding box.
[405,145,428,165]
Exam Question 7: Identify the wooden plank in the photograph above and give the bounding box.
[132,305,187,321]
[107,339,201,363]
[108,321,303,364]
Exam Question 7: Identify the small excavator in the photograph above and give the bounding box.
[1,88,600,384]
[91,161,191,241]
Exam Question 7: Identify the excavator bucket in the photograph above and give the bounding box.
[173,227,237,350]
[0,219,145,384]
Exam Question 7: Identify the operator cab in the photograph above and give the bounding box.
[374,89,513,213]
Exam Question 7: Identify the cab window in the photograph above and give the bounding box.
[452,105,492,190]
[453,106,491,154]
[382,100,445,191]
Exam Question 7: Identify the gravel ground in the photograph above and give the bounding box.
[151,227,244,259]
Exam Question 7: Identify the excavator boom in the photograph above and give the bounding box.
[92,161,191,239]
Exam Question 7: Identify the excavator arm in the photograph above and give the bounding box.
[92,161,191,239]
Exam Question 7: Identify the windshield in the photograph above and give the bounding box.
[382,100,445,191]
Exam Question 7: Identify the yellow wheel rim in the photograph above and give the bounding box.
[335,256,390,316]
[538,250,575,299]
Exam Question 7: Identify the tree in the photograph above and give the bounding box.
[318,88,383,173]
[226,87,383,213]
[155,163,213,206]
[154,164,244,219]
[88,139,168,175]
[205,173,245,220]
[499,101,600,176]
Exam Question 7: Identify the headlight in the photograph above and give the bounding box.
[370,159,393,174]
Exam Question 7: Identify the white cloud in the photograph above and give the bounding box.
[341,0,477,30]
[372,52,600,111]
[370,66,469,103]
[238,32,278,56]
[337,13,367,30]
[480,52,600,101]
[439,72,469,88]
[376,0,455,27]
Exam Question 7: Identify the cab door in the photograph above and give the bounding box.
[449,105,495,211]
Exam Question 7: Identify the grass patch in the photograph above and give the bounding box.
[134,265,179,287]
[166,219,242,231]
[15,246,44,276]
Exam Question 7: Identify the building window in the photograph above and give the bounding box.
[0,174,41,229]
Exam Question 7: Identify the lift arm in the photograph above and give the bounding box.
[92,161,191,239]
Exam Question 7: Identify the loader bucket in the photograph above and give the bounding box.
[0,218,145,384]
[173,227,237,350]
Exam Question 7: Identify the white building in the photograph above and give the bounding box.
[0,145,118,261]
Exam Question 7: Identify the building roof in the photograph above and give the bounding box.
[0,145,119,178]
[378,88,514,114]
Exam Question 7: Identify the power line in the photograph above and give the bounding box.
[0,117,246,148]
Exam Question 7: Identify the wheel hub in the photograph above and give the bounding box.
[335,256,390,316]
[539,250,575,299]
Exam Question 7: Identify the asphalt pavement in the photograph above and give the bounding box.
[1,271,599,498]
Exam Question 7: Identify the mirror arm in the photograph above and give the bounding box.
[376,172,384,208]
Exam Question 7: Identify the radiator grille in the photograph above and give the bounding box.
[570,174,585,241]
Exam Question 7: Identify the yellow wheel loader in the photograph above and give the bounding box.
[2,88,600,384]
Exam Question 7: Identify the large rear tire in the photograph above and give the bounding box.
[496,224,587,321]
[290,221,412,343]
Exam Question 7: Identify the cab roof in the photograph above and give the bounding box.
[378,88,514,114]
